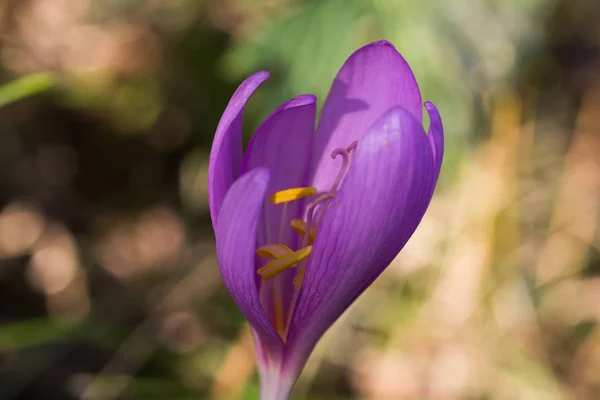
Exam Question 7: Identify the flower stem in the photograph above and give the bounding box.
[259,365,294,400]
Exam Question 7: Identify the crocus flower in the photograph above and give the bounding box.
[209,40,443,400]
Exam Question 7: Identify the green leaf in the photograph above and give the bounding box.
[0,72,55,108]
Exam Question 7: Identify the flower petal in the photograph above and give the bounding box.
[215,168,283,353]
[425,101,444,183]
[209,71,270,228]
[311,41,422,192]
[240,94,317,335]
[286,107,435,370]
[241,94,317,248]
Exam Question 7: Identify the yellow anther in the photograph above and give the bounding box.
[290,219,316,245]
[256,244,292,259]
[257,246,312,281]
[269,187,317,204]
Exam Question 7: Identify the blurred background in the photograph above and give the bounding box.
[0,0,599,399]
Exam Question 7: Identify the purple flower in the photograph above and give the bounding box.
[209,40,443,399]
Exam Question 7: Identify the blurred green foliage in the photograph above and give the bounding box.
[0,73,54,108]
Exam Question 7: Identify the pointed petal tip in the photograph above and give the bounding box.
[282,94,317,110]
[371,106,424,135]
[234,71,270,99]
[423,101,443,137]
[372,40,395,48]
[253,70,270,81]
[248,166,271,186]
[385,105,415,118]
[351,40,401,58]
[423,101,444,176]
[358,106,430,159]
[423,101,438,113]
